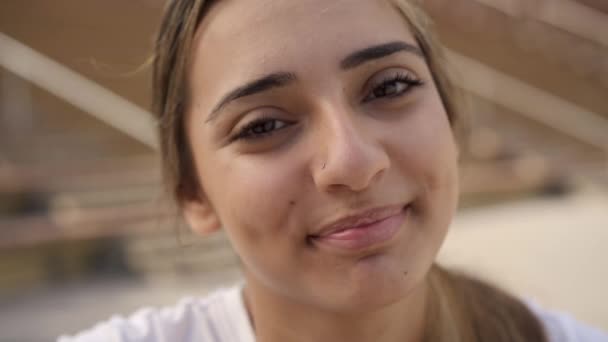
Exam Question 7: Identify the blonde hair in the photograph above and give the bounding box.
[152,1,547,341]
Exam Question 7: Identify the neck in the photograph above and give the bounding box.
[242,274,430,342]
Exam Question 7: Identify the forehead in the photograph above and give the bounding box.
[190,0,417,104]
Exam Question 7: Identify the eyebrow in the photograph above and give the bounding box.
[340,41,423,70]
[206,41,423,123]
[206,72,297,123]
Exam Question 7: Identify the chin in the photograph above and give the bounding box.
[333,254,420,312]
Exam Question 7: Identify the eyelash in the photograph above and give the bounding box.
[231,72,423,141]
[230,116,294,142]
[363,72,424,103]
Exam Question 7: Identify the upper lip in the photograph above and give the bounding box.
[312,204,408,238]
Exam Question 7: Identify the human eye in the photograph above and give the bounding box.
[230,116,295,142]
[363,70,424,103]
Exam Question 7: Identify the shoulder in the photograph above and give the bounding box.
[57,285,253,342]
[526,300,608,342]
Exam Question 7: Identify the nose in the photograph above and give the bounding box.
[313,111,390,193]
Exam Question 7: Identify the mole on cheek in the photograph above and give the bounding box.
[289,200,296,206]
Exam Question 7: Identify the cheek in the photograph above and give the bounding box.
[388,94,459,218]
[202,153,304,239]
[199,154,313,288]
[392,97,457,176]
[416,121,458,197]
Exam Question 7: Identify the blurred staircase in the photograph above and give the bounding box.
[0,0,606,291]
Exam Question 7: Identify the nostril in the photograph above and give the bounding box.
[313,139,390,193]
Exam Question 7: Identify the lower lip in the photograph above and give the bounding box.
[311,206,409,252]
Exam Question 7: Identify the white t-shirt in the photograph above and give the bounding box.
[58,285,608,342]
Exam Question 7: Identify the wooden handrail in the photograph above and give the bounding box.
[0,155,160,193]
[472,0,608,47]
[0,202,175,249]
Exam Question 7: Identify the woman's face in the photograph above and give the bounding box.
[185,0,459,312]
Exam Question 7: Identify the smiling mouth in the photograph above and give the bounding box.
[308,204,410,253]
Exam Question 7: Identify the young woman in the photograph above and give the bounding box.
[60,0,607,341]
